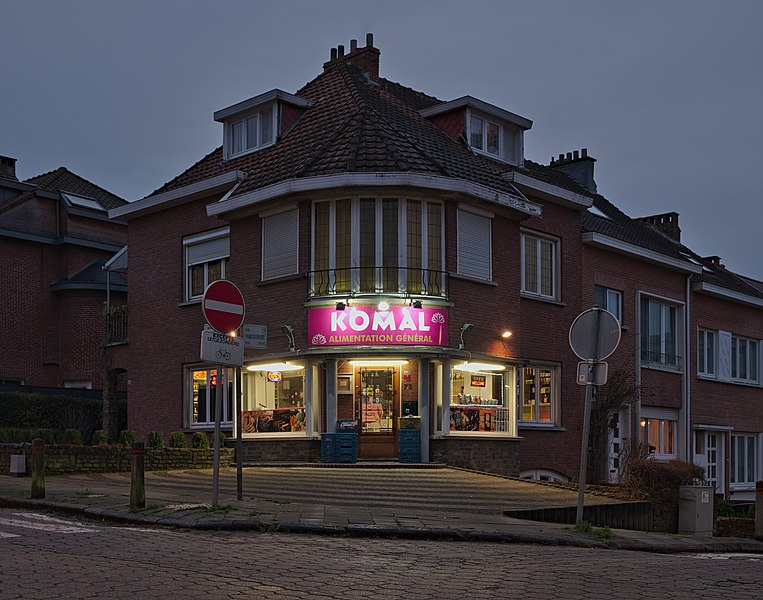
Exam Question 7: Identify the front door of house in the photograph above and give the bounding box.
[356,367,397,459]
[705,432,724,494]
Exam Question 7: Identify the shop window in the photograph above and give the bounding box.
[242,362,306,435]
[262,207,299,280]
[730,434,758,487]
[594,286,621,322]
[731,335,758,383]
[640,417,676,458]
[456,208,492,281]
[517,367,555,425]
[183,228,230,301]
[450,363,513,433]
[190,368,233,427]
[521,232,558,300]
[311,197,444,297]
[640,296,680,368]
[697,329,716,377]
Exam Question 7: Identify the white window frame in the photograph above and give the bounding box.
[520,231,559,301]
[730,433,758,489]
[517,366,556,426]
[639,295,681,370]
[188,367,233,428]
[225,104,277,159]
[594,285,621,322]
[183,227,230,302]
[697,328,717,378]
[261,206,299,281]
[456,207,492,281]
[731,335,759,384]
[640,417,677,459]
[466,109,521,165]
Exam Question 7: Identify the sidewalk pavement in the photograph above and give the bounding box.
[2,465,762,554]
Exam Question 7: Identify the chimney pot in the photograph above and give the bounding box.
[338,44,345,57]
[558,154,564,161]
[573,150,579,160]
[566,152,572,160]
[350,39,358,52]
[366,33,374,47]
[330,47,337,60]
[581,148,588,158]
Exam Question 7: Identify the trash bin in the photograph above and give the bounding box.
[678,485,714,535]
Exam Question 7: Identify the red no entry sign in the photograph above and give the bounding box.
[202,280,245,334]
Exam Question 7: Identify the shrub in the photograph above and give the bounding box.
[622,458,705,508]
[0,428,56,444]
[61,429,83,445]
[192,432,210,449]
[146,431,164,449]
[119,430,136,446]
[218,431,226,447]
[169,431,186,448]
[91,430,109,446]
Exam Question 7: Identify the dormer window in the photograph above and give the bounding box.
[214,89,312,161]
[467,109,521,164]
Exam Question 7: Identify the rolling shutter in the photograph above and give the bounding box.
[262,208,299,280]
[457,209,491,280]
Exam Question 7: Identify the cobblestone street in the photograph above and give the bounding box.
[1,508,761,599]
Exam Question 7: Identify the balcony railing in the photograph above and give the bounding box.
[640,350,680,368]
[105,305,128,345]
[308,267,448,299]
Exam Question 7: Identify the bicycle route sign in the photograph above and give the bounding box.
[200,329,244,367]
[202,280,246,334]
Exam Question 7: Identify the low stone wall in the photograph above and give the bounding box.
[715,517,756,538]
[430,437,521,477]
[238,439,322,463]
[1,443,235,475]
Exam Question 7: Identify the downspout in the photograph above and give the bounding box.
[684,274,692,461]
[635,291,642,451]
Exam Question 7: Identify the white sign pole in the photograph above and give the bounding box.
[236,366,243,500]
[212,363,223,506]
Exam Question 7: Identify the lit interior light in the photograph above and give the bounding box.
[377,301,390,311]
[453,362,506,372]
[348,359,408,367]
[246,362,304,372]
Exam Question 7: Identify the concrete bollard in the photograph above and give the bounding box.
[30,439,45,499]
[756,480,763,540]
[130,442,145,511]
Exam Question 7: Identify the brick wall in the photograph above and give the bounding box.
[430,437,521,477]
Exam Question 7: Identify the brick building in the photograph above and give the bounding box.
[109,36,762,497]
[0,156,128,399]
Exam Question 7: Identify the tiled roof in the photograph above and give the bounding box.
[53,257,127,288]
[25,167,127,210]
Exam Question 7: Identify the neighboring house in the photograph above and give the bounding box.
[0,156,128,406]
[108,35,762,494]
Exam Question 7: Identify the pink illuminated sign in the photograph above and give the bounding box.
[308,306,448,347]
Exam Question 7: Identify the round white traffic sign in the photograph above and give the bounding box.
[569,308,621,361]
[202,280,245,334]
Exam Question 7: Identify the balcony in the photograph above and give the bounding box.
[105,305,128,345]
[640,349,681,369]
[308,267,448,299]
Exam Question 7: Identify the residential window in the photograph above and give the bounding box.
[228,106,275,157]
[640,417,676,457]
[521,232,558,300]
[190,368,233,427]
[697,329,716,377]
[262,208,299,280]
[731,336,758,383]
[467,111,520,164]
[183,228,230,301]
[311,197,444,297]
[449,364,514,434]
[457,208,492,281]
[640,297,679,368]
[594,286,621,321]
[518,367,554,424]
[241,362,306,435]
[730,434,757,487]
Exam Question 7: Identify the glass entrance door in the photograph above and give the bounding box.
[356,368,397,458]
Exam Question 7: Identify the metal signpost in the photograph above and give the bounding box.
[569,307,621,525]
[201,280,246,507]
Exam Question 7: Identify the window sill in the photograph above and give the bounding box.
[640,362,683,375]
[520,293,565,307]
[448,272,497,286]
[445,432,520,439]
[518,424,566,431]
[257,272,304,286]
[179,299,202,307]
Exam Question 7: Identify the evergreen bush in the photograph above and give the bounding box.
[119,429,136,446]
[192,432,210,449]
[61,429,83,445]
[169,431,186,448]
[0,428,55,444]
[147,431,164,449]
[91,430,109,445]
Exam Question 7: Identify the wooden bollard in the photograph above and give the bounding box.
[756,480,763,540]
[30,438,45,499]
[130,442,145,511]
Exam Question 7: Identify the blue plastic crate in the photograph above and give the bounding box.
[321,433,337,463]
[399,448,420,463]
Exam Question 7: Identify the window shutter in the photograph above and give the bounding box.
[186,236,229,266]
[717,330,732,382]
[457,210,491,280]
[263,209,299,280]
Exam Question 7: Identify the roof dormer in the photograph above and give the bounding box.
[214,89,312,161]
[420,96,532,167]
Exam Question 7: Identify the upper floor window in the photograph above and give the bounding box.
[457,208,492,281]
[594,286,621,321]
[262,207,299,281]
[731,335,758,383]
[467,109,521,164]
[311,197,444,297]
[640,296,680,368]
[518,367,555,425]
[697,329,716,377]
[183,228,230,302]
[228,105,275,158]
[521,232,559,300]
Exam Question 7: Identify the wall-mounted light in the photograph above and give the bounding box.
[459,323,474,350]
[281,324,296,353]
[348,359,408,367]
[501,330,512,339]
[411,300,423,309]
[246,362,304,372]
[454,362,505,372]
[336,301,346,311]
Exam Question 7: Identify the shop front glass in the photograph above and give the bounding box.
[242,362,306,435]
[450,363,514,433]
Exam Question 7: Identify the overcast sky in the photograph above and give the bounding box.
[4,1,762,277]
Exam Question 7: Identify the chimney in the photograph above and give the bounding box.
[638,212,682,242]
[0,155,17,180]
[704,256,724,269]
[549,147,597,193]
[323,33,380,81]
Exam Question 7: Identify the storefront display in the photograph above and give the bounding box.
[450,364,512,433]
[242,363,305,435]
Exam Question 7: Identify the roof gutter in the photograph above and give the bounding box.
[582,231,702,274]
[504,172,592,209]
[206,172,542,218]
[692,281,763,308]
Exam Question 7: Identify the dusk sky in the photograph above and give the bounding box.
[4,1,762,277]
